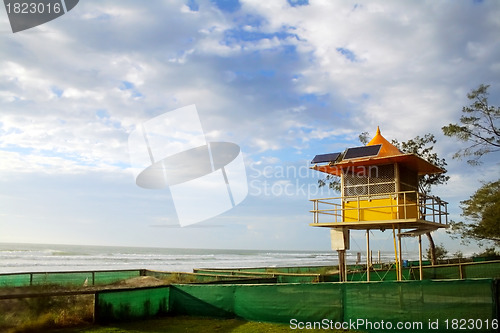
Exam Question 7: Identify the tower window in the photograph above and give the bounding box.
[343,164,396,197]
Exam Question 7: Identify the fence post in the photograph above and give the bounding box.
[93,292,99,323]
[340,283,346,323]
[494,279,499,323]
[419,235,423,280]
[402,191,406,219]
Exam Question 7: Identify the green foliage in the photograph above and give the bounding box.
[358,131,370,145]
[450,180,500,247]
[391,134,450,194]
[474,247,500,258]
[442,84,500,165]
[426,244,448,261]
[317,174,341,192]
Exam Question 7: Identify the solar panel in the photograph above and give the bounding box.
[311,152,341,164]
[343,144,382,160]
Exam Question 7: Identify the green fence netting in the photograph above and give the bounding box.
[93,270,143,285]
[95,286,170,322]
[31,271,94,286]
[94,279,498,332]
[343,279,496,332]
[101,283,344,323]
[347,269,411,282]
[1,261,498,289]
[231,283,344,323]
[171,279,497,332]
[197,260,500,283]
[195,265,339,274]
[193,269,276,277]
[192,269,323,283]
[0,273,31,287]
[465,261,500,279]
[0,270,143,288]
[144,270,275,284]
[420,261,500,280]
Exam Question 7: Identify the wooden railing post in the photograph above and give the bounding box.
[357,196,360,221]
[416,192,421,219]
[444,202,448,224]
[315,200,318,223]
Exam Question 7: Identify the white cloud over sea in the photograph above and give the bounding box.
[0,0,499,253]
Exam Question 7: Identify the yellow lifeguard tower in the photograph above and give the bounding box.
[310,128,448,281]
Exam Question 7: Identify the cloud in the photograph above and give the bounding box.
[0,1,341,175]
[0,0,498,251]
[241,0,500,136]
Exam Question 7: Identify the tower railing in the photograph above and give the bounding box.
[310,191,448,225]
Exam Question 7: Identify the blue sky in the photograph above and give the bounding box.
[0,0,499,254]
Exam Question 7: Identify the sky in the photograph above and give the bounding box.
[0,0,499,255]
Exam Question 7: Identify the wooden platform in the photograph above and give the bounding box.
[309,218,447,231]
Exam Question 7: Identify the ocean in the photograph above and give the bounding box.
[0,243,403,274]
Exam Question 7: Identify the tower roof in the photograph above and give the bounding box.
[311,127,445,176]
[367,127,402,157]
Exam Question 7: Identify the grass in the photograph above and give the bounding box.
[47,316,359,333]
[0,295,94,333]
[155,273,199,284]
[0,285,94,333]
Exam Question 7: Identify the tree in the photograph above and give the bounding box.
[391,134,450,194]
[317,174,340,193]
[426,243,448,262]
[359,132,370,145]
[391,134,450,265]
[450,180,500,247]
[452,250,464,260]
[443,84,499,248]
[442,84,500,165]
[474,247,500,258]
